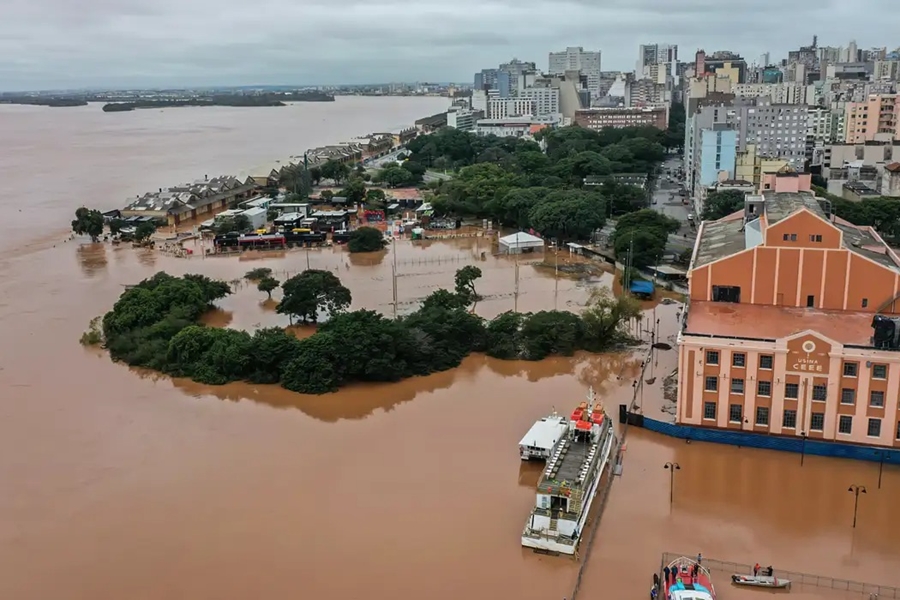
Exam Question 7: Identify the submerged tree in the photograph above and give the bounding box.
[454,265,483,309]
[277,269,351,323]
[71,207,105,242]
[258,276,280,299]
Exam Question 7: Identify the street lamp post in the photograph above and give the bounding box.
[800,431,808,466]
[664,462,681,506]
[848,485,867,528]
[876,451,886,490]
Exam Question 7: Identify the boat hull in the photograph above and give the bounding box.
[731,575,791,589]
[520,427,615,555]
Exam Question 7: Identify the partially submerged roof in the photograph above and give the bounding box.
[500,231,544,245]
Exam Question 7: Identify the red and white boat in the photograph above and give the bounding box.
[663,556,716,600]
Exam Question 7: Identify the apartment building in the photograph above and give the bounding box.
[446,107,481,131]
[845,94,900,143]
[734,144,791,191]
[679,175,900,449]
[573,106,667,131]
[882,163,900,197]
[745,100,809,169]
[733,82,813,105]
[823,141,900,194]
[549,47,601,92]
[873,60,900,82]
[487,98,535,120]
[520,86,561,117]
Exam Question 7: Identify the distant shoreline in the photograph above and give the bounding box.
[102,92,335,112]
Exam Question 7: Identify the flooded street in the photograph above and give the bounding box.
[2,101,900,599]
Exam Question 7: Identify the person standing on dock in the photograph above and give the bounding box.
[696,552,702,565]
[664,566,671,584]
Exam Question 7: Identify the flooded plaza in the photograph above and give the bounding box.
[1,101,900,600]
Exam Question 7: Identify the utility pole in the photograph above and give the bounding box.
[392,238,399,319]
[554,243,559,310]
[514,256,520,313]
[664,462,680,507]
[848,485,866,528]
[306,247,311,270]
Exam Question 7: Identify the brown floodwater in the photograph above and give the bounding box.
[2,101,900,600]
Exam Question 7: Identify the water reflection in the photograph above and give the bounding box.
[75,242,107,276]
[135,247,156,268]
[348,249,387,267]
[199,308,233,328]
[518,461,543,489]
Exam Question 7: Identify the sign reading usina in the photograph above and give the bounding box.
[786,336,831,374]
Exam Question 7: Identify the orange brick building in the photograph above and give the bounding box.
[678,173,900,448]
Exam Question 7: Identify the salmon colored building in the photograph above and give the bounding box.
[678,173,900,448]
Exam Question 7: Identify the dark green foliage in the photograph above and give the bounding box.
[245,267,273,281]
[257,277,280,299]
[701,189,746,221]
[92,267,641,396]
[409,125,668,243]
[134,221,157,241]
[277,269,351,323]
[72,207,105,241]
[613,210,680,269]
[348,226,388,252]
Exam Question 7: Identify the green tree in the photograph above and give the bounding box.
[613,209,680,269]
[701,189,746,221]
[258,276,280,299]
[348,226,387,252]
[320,189,334,202]
[320,160,350,183]
[244,267,273,281]
[109,218,125,235]
[376,165,414,187]
[277,269,352,323]
[528,190,606,242]
[454,265,482,308]
[134,221,156,241]
[72,207,104,241]
[340,176,367,204]
[247,328,301,384]
[365,188,387,205]
[520,311,585,360]
[483,311,525,359]
[580,288,641,350]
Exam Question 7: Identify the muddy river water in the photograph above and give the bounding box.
[1,100,899,600]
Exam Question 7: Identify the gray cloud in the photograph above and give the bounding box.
[1,0,897,90]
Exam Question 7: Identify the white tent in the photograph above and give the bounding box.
[499,231,545,254]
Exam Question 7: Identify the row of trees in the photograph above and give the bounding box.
[90,269,641,395]
[72,207,157,242]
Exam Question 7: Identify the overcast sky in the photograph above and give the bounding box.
[2,0,897,91]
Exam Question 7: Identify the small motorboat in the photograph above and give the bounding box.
[731,574,791,589]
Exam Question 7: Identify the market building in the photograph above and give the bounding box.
[677,174,900,448]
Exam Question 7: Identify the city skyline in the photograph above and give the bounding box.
[2,0,898,90]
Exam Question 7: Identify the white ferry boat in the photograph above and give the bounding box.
[519,412,568,460]
[521,387,616,555]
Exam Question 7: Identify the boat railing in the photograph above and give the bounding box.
[666,556,714,586]
[660,552,900,599]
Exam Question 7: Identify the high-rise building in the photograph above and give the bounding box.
[548,47,602,93]
[844,94,900,143]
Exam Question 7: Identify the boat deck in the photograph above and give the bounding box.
[541,438,593,489]
[664,558,715,599]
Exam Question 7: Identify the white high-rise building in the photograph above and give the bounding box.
[548,47,602,92]
[520,86,560,117]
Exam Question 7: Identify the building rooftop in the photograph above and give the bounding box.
[693,191,899,271]
[843,181,879,195]
[685,301,874,345]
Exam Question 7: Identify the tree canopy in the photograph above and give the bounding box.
[277,269,352,323]
[72,207,105,242]
[405,125,667,243]
[348,226,388,253]
[701,189,745,221]
[613,210,680,269]
[89,268,643,396]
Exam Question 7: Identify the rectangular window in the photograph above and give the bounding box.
[809,234,823,242]
[785,383,799,399]
[868,418,882,437]
[790,233,797,241]
[703,402,717,420]
[711,285,741,303]
[705,376,718,392]
[812,384,827,401]
[729,404,743,423]
[782,233,790,241]
[896,420,900,440]
[731,378,745,394]
[732,353,746,367]
[862,298,869,308]
[872,364,887,379]
[759,355,773,370]
[870,390,885,408]
[844,362,858,377]
[806,295,815,307]
[810,412,825,431]
[783,409,797,429]
[841,388,856,404]
[755,406,770,426]
[757,381,772,396]
[705,350,719,365]
[838,415,853,434]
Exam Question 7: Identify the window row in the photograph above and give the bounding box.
[702,404,900,438]
[703,377,889,407]
[702,353,889,380]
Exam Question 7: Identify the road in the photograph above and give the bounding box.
[651,154,696,257]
